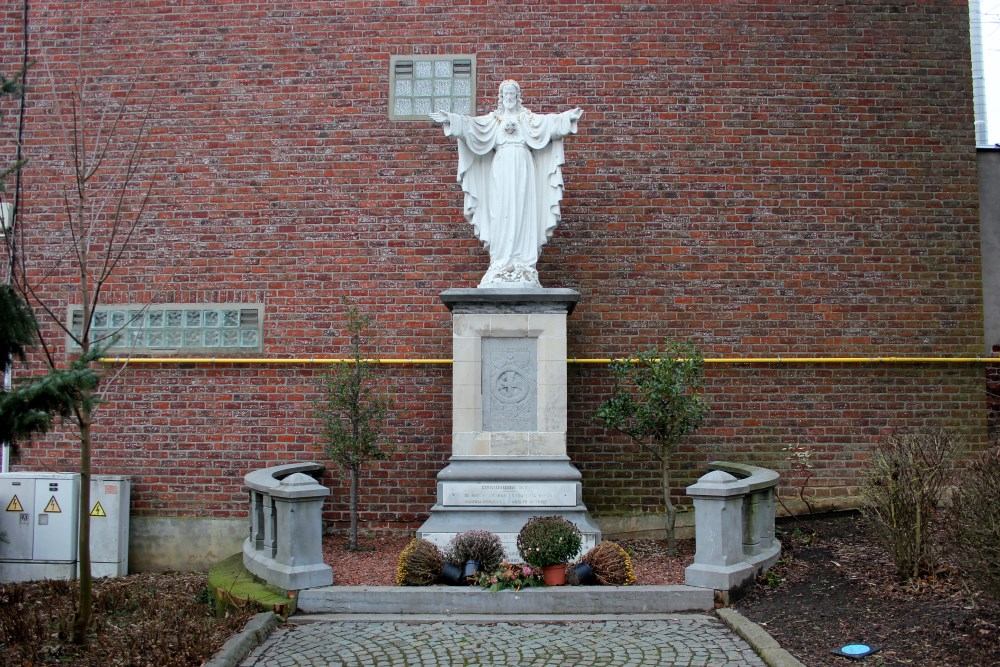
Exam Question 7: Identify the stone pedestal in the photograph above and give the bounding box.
[417,289,601,561]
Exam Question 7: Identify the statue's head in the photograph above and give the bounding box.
[497,80,522,112]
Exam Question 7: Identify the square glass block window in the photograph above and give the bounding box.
[69,304,263,355]
[389,55,476,121]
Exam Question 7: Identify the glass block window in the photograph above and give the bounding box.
[69,304,263,354]
[389,54,476,120]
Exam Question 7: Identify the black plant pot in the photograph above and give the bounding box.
[462,560,480,583]
[572,563,597,585]
[440,562,464,586]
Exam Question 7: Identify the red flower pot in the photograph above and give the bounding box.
[542,564,567,586]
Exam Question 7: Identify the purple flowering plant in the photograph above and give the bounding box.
[474,561,544,592]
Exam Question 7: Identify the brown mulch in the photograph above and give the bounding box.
[0,572,257,667]
[321,533,693,586]
[735,512,1000,667]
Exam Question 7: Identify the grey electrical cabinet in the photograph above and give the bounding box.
[87,475,130,578]
[0,472,130,583]
[0,472,80,582]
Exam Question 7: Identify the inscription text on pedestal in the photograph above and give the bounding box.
[442,482,576,507]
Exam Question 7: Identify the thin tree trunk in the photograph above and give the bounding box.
[72,164,93,644]
[349,466,359,550]
[661,444,677,555]
[72,403,92,644]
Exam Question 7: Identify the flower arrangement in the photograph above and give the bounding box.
[516,516,582,568]
[579,541,636,586]
[444,530,506,573]
[395,538,445,586]
[474,561,543,592]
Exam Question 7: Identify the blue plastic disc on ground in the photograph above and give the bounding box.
[841,644,872,655]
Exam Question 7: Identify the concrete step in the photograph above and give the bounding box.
[295,585,715,616]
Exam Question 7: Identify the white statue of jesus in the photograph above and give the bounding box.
[431,80,583,288]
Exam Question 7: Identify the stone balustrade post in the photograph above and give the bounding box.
[684,463,783,595]
[243,462,333,591]
[263,494,277,558]
[271,473,331,588]
[685,470,752,591]
[250,490,264,550]
[746,487,776,554]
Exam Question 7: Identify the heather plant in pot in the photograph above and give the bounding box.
[444,530,506,583]
[516,516,582,585]
[395,538,445,586]
[579,541,637,586]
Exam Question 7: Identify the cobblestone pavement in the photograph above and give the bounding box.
[240,615,766,666]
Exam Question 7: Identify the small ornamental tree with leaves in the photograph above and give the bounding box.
[317,305,397,551]
[594,341,709,554]
[0,286,101,449]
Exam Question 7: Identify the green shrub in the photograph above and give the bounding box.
[395,538,445,586]
[948,448,1000,598]
[860,427,959,582]
[444,530,505,573]
[516,516,582,568]
[579,541,636,586]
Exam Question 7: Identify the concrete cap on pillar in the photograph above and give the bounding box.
[686,469,749,498]
[272,472,330,499]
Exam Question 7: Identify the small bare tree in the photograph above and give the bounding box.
[2,55,158,644]
[316,305,397,551]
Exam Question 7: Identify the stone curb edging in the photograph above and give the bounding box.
[296,585,715,615]
[203,611,279,667]
[715,607,806,667]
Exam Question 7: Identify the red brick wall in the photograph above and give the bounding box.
[2,1,987,530]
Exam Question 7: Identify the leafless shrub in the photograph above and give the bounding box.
[948,448,1000,599]
[860,427,960,582]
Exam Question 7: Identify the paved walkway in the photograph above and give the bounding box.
[239,615,766,667]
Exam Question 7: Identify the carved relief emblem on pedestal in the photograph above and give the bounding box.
[482,338,537,432]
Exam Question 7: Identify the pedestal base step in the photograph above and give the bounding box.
[418,456,601,562]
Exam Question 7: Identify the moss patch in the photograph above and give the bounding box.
[208,553,294,616]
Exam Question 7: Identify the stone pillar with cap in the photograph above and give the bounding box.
[684,469,754,591]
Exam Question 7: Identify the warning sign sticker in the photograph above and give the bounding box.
[90,501,106,517]
[5,495,23,512]
[43,496,62,513]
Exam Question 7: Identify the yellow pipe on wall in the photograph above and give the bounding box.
[101,356,997,365]
[100,357,437,365]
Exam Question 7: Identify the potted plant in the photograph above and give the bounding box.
[443,530,506,585]
[395,538,445,586]
[578,541,636,586]
[516,516,583,586]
